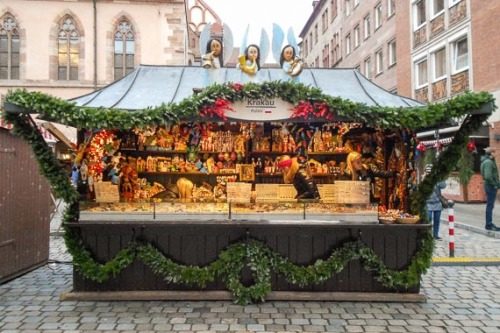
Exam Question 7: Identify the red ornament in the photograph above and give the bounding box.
[467,140,476,152]
[417,142,426,152]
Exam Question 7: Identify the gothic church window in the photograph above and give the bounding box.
[0,14,20,80]
[58,16,79,80]
[114,19,135,80]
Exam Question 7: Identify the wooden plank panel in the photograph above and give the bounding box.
[0,131,51,283]
[70,223,426,295]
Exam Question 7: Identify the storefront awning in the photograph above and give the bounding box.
[417,123,489,147]
[40,122,77,148]
[70,65,423,111]
[1,117,60,143]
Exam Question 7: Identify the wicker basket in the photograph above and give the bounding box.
[396,215,420,224]
[379,217,396,225]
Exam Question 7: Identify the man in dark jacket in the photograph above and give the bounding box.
[480,147,500,231]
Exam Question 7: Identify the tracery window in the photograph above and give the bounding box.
[114,19,135,80]
[0,14,20,80]
[58,17,79,80]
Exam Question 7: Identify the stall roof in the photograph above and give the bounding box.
[70,65,423,110]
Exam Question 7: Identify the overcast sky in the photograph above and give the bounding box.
[201,0,313,55]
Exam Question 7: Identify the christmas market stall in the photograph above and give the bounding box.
[3,63,495,304]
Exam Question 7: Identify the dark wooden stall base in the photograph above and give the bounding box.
[68,220,430,301]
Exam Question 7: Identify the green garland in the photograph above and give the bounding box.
[1,84,496,305]
[4,83,495,130]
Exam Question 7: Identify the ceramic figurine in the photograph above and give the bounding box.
[272,24,303,81]
[199,23,234,85]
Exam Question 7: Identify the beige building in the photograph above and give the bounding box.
[0,0,211,100]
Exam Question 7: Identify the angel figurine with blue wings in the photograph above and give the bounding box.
[272,24,303,81]
[236,25,269,83]
[199,23,233,85]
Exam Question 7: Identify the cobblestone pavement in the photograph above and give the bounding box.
[1,203,500,332]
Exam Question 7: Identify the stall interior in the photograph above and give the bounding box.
[75,121,417,223]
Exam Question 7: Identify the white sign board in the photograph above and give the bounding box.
[228,99,295,121]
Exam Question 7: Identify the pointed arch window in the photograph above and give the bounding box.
[58,17,79,80]
[114,19,135,80]
[0,14,20,80]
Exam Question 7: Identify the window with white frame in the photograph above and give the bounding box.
[323,43,330,67]
[354,25,360,48]
[354,0,360,8]
[449,0,461,7]
[364,57,372,78]
[331,0,338,19]
[414,0,426,30]
[376,50,383,74]
[388,39,396,66]
[453,37,468,72]
[432,0,445,17]
[388,0,395,17]
[346,34,352,55]
[432,48,446,80]
[364,14,371,39]
[322,9,329,32]
[333,33,340,63]
[415,58,428,87]
[375,3,383,29]
[346,0,351,16]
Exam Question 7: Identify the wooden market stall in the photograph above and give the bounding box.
[0,127,52,284]
[3,65,495,304]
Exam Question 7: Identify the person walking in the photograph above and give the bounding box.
[480,147,500,231]
[424,164,446,240]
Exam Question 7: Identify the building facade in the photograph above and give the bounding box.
[0,0,192,100]
[301,1,499,112]
[300,0,398,92]
[401,0,500,156]
[300,0,500,173]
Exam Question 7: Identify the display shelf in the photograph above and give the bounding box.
[307,151,349,155]
[123,149,218,155]
[138,171,238,176]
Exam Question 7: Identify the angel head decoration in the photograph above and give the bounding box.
[236,25,269,78]
[239,43,260,75]
[202,38,223,69]
[272,24,303,78]
[199,23,234,69]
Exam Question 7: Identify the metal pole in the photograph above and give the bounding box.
[447,199,455,257]
[434,129,440,158]
[93,0,97,90]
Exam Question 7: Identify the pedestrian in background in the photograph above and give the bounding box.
[480,147,500,231]
[424,164,446,240]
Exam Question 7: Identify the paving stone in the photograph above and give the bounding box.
[1,210,500,333]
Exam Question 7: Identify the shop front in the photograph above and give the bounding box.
[3,66,494,304]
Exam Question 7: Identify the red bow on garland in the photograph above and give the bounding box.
[291,100,334,120]
[200,98,235,121]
